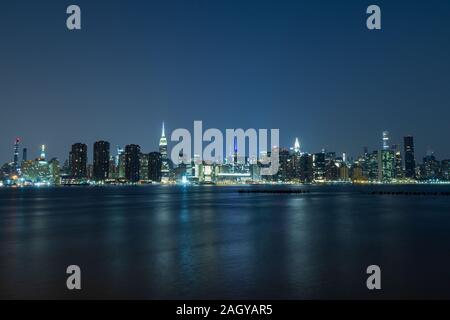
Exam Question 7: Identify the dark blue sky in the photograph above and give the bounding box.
[1,0,449,163]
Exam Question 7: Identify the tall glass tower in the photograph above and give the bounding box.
[159,122,170,182]
[93,140,110,181]
[40,145,46,161]
[13,138,20,169]
[404,136,416,179]
[382,131,390,150]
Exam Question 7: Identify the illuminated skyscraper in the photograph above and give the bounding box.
[93,140,110,181]
[13,138,20,170]
[403,136,416,179]
[288,138,301,181]
[70,143,88,179]
[139,153,149,181]
[394,151,403,179]
[115,146,123,166]
[368,151,379,181]
[378,149,395,182]
[148,152,162,182]
[125,144,140,182]
[277,148,290,181]
[313,152,325,181]
[422,153,440,181]
[49,158,61,185]
[382,131,390,150]
[159,122,170,182]
[116,146,125,178]
[294,137,300,154]
[299,153,313,183]
[39,145,46,161]
[289,137,301,155]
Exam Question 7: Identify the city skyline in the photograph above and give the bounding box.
[2,122,449,186]
[1,1,450,164]
[1,126,446,166]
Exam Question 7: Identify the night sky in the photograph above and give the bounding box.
[1,0,449,164]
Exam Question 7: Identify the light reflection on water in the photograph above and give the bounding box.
[0,185,450,299]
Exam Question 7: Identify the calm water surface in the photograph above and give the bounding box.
[0,185,449,299]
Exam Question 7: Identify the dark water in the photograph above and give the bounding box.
[0,185,450,299]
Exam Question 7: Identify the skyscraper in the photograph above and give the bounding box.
[139,153,149,181]
[148,152,162,182]
[378,149,395,182]
[48,158,61,185]
[288,138,301,181]
[403,136,416,179]
[422,153,440,181]
[441,159,450,181]
[124,144,140,182]
[13,138,20,170]
[368,150,379,181]
[70,143,88,179]
[22,148,27,162]
[93,140,110,181]
[382,131,390,150]
[313,152,325,181]
[394,151,403,179]
[277,148,290,182]
[293,137,300,154]
[299,153,313,183]
[159,122,170,182]
[39,145,46,161]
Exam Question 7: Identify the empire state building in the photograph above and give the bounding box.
[159,121,170,182]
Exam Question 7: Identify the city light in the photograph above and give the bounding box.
[1,128,449,187]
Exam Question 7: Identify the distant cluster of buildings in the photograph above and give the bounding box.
[1,125,449,187]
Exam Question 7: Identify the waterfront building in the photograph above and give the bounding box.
[148,152,162,182]
[118,152,126,178]
[70,143,88,179]
[277,148,290,182]
[368,151,378,181]
[49,158,61,185]
[124,144,140,182]
[394,151,403,179]
[139,153,150,181]
[108,156,117,179]
[441,160,450,181]
[299,153,314,183]
[21,147,52,184]
[378,149,395,182]
[93,140,110,181]
[339,163,350,181]
[313,152,325,182]
[422,153,440,181]
[198,162,215,183]
[325,160,339,181]
[350,164,366,182]
[87,164,93,180]
[403,136,416,179]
